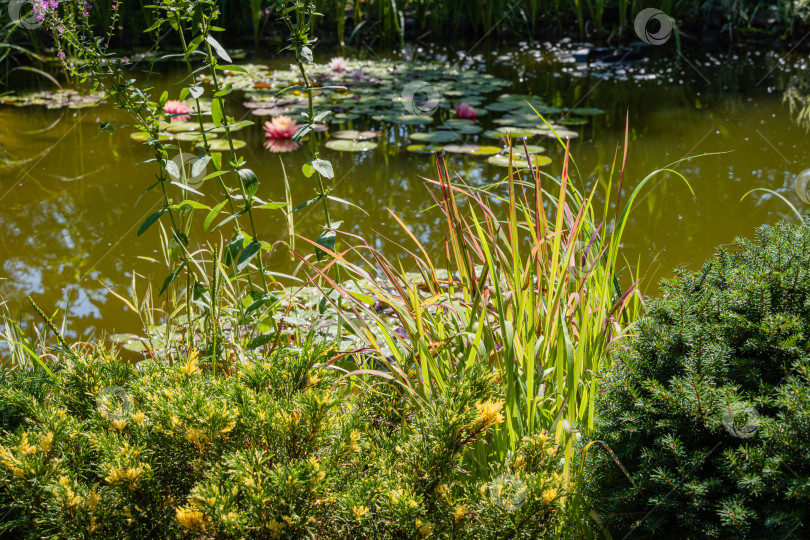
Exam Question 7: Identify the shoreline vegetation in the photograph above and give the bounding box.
[3,0,810,67]
[2,0,809,538]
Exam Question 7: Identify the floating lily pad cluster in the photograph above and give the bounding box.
[0,89,106,109]
[202,59,604,164]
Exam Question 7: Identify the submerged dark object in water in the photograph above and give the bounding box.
[573,47,645,64]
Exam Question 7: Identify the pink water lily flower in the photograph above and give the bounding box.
[329,56,349,73]
[264,139,302,153]
[455,102,477,120]
[263,116,299,139]
[164,100,190,122]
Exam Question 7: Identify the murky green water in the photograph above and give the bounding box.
[2,41,809,340]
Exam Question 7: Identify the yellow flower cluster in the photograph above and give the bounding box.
[352,505,369,519]
[346,430,361,455]
[415,519,433,537]
[181,349,201,376]
[176,506,208,531]
[105,464,149,485]
[474,399,505,429]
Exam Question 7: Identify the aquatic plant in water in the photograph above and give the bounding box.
[455,102,477,119]
[263,115,299,139]
[162,100,190,122]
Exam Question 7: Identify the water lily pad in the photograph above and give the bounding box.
[487,154,552,168]
[546,129,580,140]
[406,144,444,154]
[175,132,219,142]
[130,132,173,142]
[519,144,546,154]
[560,117,589,126]
[165,121,201,133]
[485,101,523,112]
[390,115,434,125]
[198,139,247,151]
[333,113,360,121]
[439,124,483,135]
[443,145,502,156]
[497,127,546,136]
[332,130,382,140]
[325,139,378,152]
[251,107,287,116]
[443,118,476,127]
[410,131,459,143]
[570,107,604,116]
[483,129,535,140]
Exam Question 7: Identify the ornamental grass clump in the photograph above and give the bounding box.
[589,215,810,538]
[0,345,567,538]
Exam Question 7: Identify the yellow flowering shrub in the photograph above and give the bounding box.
[0,346,567,538]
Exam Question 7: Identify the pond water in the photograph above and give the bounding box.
[1,39,809,341]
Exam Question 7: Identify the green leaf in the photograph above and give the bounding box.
[159,91,169,108]
[214,84,233,97]
[237,169,258,201]
[204,200,229,231]
[211,99,224,127]
[164,159,181,179]
[292,124,312,142]
[206,35,232,63]
[315,221,342,262]
[313,111,331,122]
[246,333,275,349]
[229,120,254,130]
[138,209,167,236]
[179,87,190,101]
[311,158,334,179]
[185,35,205,57]
[216,65,247,73]
[293,194,323,213]
[302,162,315,178]
[211,152,223,170]
[191,155,211,178]
[223,233,245,265]
[254,201,288,210]
[170,200,211,211]
[236,241,261,272]
[167,182,204,196]
[159,261,188,295]
[212,208,247,231]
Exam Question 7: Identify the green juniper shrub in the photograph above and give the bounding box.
[0,345,565,538]
[589,215,810,538]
